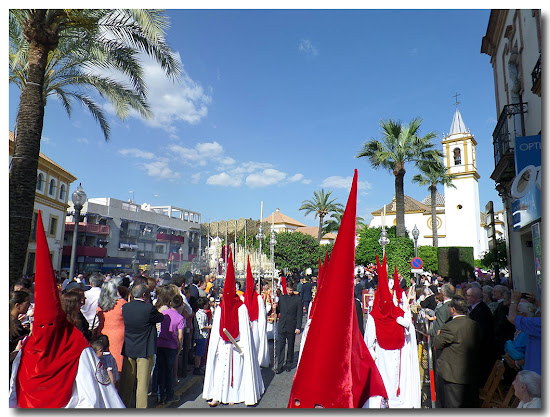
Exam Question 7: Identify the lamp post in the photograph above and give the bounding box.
[178,246,184,274]
[256,202,265,293]
[378,228,390,257]
[69,184,87,281]
[269,223,277,371]
[412,224,419,257]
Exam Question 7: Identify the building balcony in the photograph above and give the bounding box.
[490,102,527,185]
[531,54,541,96]
[62,246,108,257]
[156,232,185,243]
[65,223,110,235]
[120,229,140,238]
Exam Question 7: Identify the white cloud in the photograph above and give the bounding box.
[141,160,180,180]
[246,169,287,188]
[191,173,201,184]
[288,173,304,182]
[322,176,372,191]
[206,172,242,187]
[299,39,319,56]
[76,137,89,144]
[302,179,312,185]
[169,141,235,167]
[118,148,156,159]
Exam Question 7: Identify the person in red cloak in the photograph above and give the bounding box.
[364,254,420,407]
[202,250,264,406]
[243,256,270,367]
[9,210,124,408]
[288,170,388,408]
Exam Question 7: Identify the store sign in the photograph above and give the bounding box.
[511,135,541,230]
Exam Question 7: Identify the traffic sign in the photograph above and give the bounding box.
[411,257,423,269]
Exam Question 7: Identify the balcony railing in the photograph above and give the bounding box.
[157,232,185,243]
[65,223,110,235]
[62,246,107,257]
[120,229,140,238]
[531,54,541,95]
[492,102,527,167]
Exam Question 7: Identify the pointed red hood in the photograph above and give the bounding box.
[288,170,387,408]
[243,256,259,322]
[219,250,242,342]
[393,266,404,306]
[309,251,329,319]
[16,211,90,408]
[280,276,287,295]
[370,254,405,350]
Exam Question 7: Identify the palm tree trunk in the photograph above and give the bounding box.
[317,215,324,243]
[430,184,438,247]
[394,169,406,237]
[9,39,50,288]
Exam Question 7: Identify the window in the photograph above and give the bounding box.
[49,216,58,237]
[59,184,66,201]
[48,179,57,196]
[453,147,461,165]
[36,173,44,191]
[156,245,165,254]
[30,212,39,241]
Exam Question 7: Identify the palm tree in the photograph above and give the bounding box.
[412,160,456,247]
[356,118,441,237]
[299,189,343,243]
[323,207,365,234]
[9,9,181,287]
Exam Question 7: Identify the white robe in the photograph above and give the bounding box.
[364,312,420,408]
[297,302,313,365]
[250,295,270,368]
[9,347,125,408]
[202,304,265,406]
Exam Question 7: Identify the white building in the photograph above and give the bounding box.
[63,198,202,274]
[481,9,541,293]
[9,131,77,274]
[368,109,506,259]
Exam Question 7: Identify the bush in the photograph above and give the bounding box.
[417,245,438,273]
[437,246,474,285]
[273,231,324,273]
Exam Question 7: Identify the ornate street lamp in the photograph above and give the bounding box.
[256,222,265,293]
[269,227,277,371]
[412,224,419,257]
[69,184,87,280]
[378,227,390,257]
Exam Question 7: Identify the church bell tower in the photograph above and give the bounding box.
[442,106,483,259]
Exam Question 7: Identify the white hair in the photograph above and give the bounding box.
[518,370,541,398]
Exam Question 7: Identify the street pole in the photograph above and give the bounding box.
[256,201,265,294]
[269,216,277,370]
[69,184,87,281]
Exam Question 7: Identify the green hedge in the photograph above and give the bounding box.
[437,246,474,285]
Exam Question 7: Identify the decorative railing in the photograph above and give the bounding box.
[492,103,527,167]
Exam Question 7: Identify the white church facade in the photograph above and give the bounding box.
[368,108,506,260]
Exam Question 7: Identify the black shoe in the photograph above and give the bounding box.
[275,368,283,374]
[193,368,205,376]
[285,364,293,372]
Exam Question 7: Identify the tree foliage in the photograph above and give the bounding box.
[479,238,508,270]
[417,245,438,273]
[355,226,415,279]
[299,189,343,242]
[273,232,324,274]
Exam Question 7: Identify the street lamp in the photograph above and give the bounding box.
[178,246,183,274]
[69,184,87,280]
[269,227,277,371]
[412,224,419,257]
[378,227,390,257]
[256,222,265,293]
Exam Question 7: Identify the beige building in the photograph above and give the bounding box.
[262,209,336,245]
[9,131,77,274]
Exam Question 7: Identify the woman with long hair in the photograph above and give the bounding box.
[95,277,126,373]
[61,290,92,341]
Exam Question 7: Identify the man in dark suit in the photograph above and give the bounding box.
[467,286,497,385]
[119,284,164,408]
[434,296,482,407]
[275,279,303,373]
[301,277,315,315]
[428,283,455,337]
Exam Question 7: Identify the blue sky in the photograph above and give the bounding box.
[8,9,504,227]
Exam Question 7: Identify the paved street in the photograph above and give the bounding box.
[169,333,302,409]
